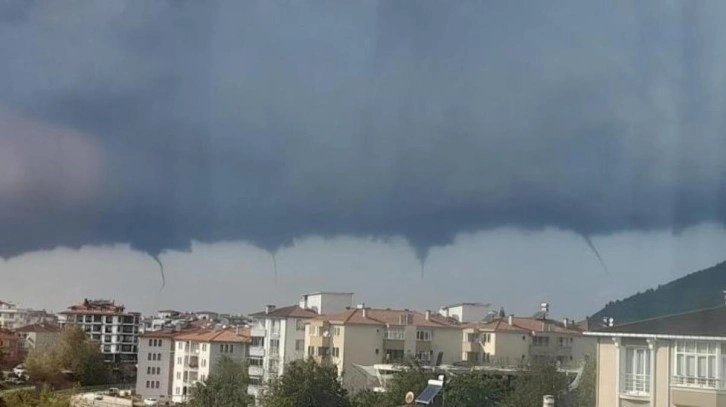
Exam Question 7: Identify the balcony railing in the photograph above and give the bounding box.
[621,373,650,396]
[384,331,405,340]
[672,375,725,389]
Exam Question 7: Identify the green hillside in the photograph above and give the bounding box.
[591,260,726,324]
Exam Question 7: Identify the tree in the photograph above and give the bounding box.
[25,325,107,386]
[575,359,596,407]
[383,360,434,407]
[1,387,72,407]
[349,389,386,407]
[261,358,350,407]
[189,356,253,407]
[501,361,569,407]
[444,371,510,407]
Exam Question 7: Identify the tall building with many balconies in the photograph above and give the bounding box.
[58,299,140,363]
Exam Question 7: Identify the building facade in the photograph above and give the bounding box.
[58,299,140,363]
[461,315,595,368]
[305,306,461,390]
[588,306,726,407]
[170,327,251,404]
[247,292,353,399]
[0,328,22,368]
[136,329,178,403]
[14,323,61,352]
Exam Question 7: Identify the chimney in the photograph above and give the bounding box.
[563,318,569,328]
[357,303,365,309]
[508,315,513,326]
[425,310,431,320]
[362,308,367,319]
[265,305,276,314]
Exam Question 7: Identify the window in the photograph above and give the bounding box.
[417,351,431,361]
[178,342,183,350]
[177,372,181,380]
[177,357,182,365]
[532,336,550,347]
[295,339,304,351]
[674,341,718,387]
[250,357,264,367]
[333,347,340,358]
[252,336,264,347]
[416,330,432,341]
[623,347,651,395]
[202,343,207,351]
[147,366,151,374]
[149,339,153,346]
[316,326,325,337]
[146,381,150,388]
[175,387,180,395]
[270,339,280,355]
[296,319,306,331]
[384,329,405,340]
[148,353,152,361]
[308,346,314,356]
[157,353,161,360]
[333,326,341,336]
[201,359,207,368]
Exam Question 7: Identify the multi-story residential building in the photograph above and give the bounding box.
[247,292,353,399]
[58,299,140,363]
[171,327,251,404]
[587,305,726,407]
[15,323,62,352]
[438,302,492,323]
[461,314,595,368]
[0,301,57,330]
[305,306,461,389]
[136,328,182,403]
[0,328,22,368]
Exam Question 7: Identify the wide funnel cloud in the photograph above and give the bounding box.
[1,1,726,261]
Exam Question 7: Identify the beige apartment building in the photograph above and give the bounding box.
[461,314,595,368]
[587,306,726,407]
[305,305,460,389]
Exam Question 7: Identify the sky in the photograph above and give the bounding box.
[2,1,726,318]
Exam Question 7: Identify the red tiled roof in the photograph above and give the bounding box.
[14,323,61,333]
[464,317,584,334]
[315,308,459,328]
[249,305,318,319]
[174,327,251,343]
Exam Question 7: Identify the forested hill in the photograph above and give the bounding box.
[591,260,726,324]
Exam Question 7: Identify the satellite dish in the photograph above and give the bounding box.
[405,391,415,404]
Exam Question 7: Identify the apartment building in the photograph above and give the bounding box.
[438,302,492,323]
[0,328,22,368]
[461,314,595,368]
[58,299,141,363]
[0,301,56,330]
[305,306,461,389]
[170,327,251,404]
[587,305,726,407]
[247,292,353,399]
[136,328,180,403]
[15,323,61,352]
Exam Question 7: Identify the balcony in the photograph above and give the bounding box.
[249,366,264,377]
[269,329,281,339]
[672,375,726,390]
[250,347,265,358]
[621,373,650,397]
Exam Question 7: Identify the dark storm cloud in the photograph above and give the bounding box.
[1,0,726,260]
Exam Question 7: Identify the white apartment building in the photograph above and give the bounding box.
[247,292,353,399]
[58,299,140,363]
[171,327,251,404]
[438,302,492,323]
[0,301,57,330]
[136,329,180,403]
